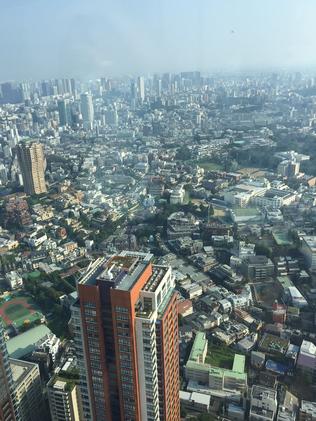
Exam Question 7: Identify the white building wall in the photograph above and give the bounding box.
[135,313,160,421]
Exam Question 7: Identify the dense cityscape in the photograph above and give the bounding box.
[1,70,316,421]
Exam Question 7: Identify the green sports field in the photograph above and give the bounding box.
[0,295,43,328]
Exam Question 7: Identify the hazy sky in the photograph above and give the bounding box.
[1,0,316,81]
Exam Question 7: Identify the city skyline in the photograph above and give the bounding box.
[2,1,316,416]
[2,0,316,81]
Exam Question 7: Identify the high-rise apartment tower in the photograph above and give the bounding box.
[80,93,94,130]
[0,325,15,421]
[16,142,47,196]
[72,251,180,421]
[137,77,145,102]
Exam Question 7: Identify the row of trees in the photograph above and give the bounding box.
[24,272,73,338]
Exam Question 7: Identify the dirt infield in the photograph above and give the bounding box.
[0,296,39,327]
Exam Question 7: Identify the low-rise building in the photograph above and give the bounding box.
[299,401,316,421]
[181,282,203,300]
[188,332,208,364]
[296,340,316,380]
[167,212,199,239]
[6,325,60,361]
[185,354,247,400]
[178,299,193,318]
[251,351,265,369]
[170,185,185,204]
[242,256,274,281]
[227,402,246,420]
[249,385,278,421]
[277,390,299,421]
[5,271,23,290]
[179,391,210,413]
[301,236,316,272]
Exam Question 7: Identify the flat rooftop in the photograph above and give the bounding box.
[302,235,316,250]
[6,325,52,359]
[189,332,207,362]
[79,252,153,291]
[251,384,276,400]
[143,266,168,292]
[232,354,246,374]
[10,358,37,384]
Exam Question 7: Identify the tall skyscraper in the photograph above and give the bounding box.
[58,99,71,126]
[72,251,180,421]
[41,80,53,97]
[80,93,94,130]
[156,79,162,97]
[130,80,137,100]
[16,142,47,196]
[0,324,15,421]
[62,78,72,95]
[70,79,77,97]
[0,83,22,104]
[137,76,145,102]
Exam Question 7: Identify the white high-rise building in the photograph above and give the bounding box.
[10,358,44,421]
[47,374,82,421]
[138,76,145,102]
[0,323,15,421]
[80,93,94,129]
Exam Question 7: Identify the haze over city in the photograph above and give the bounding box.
[3,2,316,421]
[1,0,316,81]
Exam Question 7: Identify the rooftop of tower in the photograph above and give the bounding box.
[79,251,153,291]
[143,266,168,293]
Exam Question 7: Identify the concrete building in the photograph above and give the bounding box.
[299,401,316,421]
[170,186,185,205]
[301,236,316,272]
[6,325,60,361]
[296,340,316,380]
[179,391,210,413]
[5,272,23,290]
[227,403,246,420]
[48,374,82,421]
[249,385,278,421]
[80,93,94,130]
[185,353,247,400]
[137,76,145,102]
[58,99,71,127]
[178,299,193,318]
[253,189,297,209]
[224,179,271,207]
[10,359,44,421]
[277,390,299,421]
[277,160,300,178]
[16,142,47,195]
[188,332,208,364]
[0,324,15,421]
[167,212,199,239]
[242,256,275,281]
[251,351,265,369]
[72,251,180,421]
